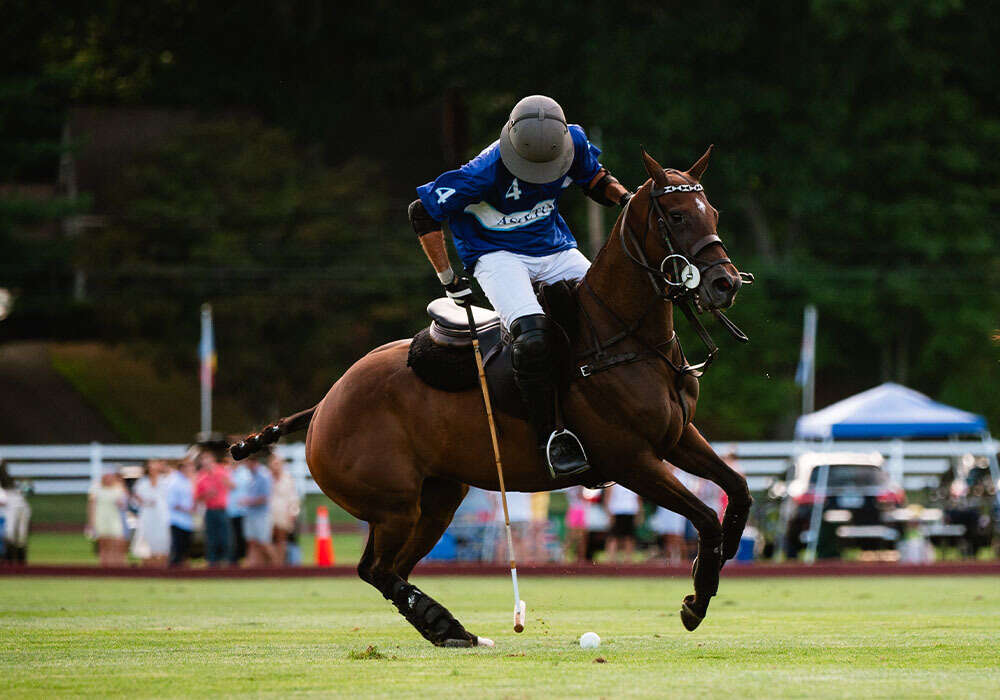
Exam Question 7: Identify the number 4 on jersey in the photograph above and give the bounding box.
[505,179,522,201]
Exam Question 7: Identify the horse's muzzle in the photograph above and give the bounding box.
[701,268,741,310]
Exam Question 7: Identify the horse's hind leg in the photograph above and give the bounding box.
[364,509,484,647]
[617,454,724,632]
[664,423,752,563]
[394,478,468,581]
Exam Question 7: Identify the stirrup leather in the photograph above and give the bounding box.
[545,429,590,478]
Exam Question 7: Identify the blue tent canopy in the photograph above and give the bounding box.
[795,382,988,440]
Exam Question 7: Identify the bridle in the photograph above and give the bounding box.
[577,172,753,399]
[623,170,746,306]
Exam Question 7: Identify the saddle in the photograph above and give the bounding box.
[406,281,578,422]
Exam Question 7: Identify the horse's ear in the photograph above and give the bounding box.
[641,149,668,186]
[687,145,714,181]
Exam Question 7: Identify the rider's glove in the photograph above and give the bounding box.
[618,191,633,209]
[443,273,474,307]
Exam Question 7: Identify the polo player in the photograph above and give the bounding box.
[408,95,630,478]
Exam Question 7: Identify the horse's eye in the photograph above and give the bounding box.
[669,211,684,224]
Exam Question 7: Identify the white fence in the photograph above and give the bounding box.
[1,438,997,495]
[0,442,311,495]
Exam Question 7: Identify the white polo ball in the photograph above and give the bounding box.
[579,632,600,649]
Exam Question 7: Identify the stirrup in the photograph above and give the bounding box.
[545,429,590,478]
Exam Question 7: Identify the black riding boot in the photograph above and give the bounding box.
[510,314,589,478]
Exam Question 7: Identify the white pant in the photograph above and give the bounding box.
[474,248,591,330]
[4,498,31,547]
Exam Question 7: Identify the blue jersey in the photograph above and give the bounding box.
[416,124,603,268]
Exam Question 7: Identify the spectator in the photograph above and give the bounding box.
[494,491,532,563]
[529,491,552,562]
[88,472,127,566]
[1,461,31,565]
[582,487,610,562]
[194,447,232,567]
[563,486,588,562]
[226,456,252,566]
[166,458,196,567]
[130,460,170,567]
[268,453,300,566]
[241,455,274,566]
[604,484,641,563]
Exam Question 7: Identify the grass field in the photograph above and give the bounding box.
[2,575,998,698]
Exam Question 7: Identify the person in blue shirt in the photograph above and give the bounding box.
[240,456,274,566]
[226,459,252,565]
[408,95,631,478]
[165,459,196,567]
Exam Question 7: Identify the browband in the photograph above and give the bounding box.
[649,182,703,197]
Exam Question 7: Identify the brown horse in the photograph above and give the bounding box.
[270,147,750,646]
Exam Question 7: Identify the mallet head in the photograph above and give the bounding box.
[513,599,526,633]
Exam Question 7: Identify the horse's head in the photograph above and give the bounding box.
[626,147,742,311]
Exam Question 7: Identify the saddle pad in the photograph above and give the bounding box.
[406,327,482,392]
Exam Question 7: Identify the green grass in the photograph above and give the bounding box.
[27,532,365,566]
[26,495,89,526]
[2,576,998,698]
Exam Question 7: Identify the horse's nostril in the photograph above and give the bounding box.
[713,276,733,293]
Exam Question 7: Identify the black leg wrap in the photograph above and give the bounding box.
[720,487,752,562]
[385,579,472,646]
[693,539,722,598]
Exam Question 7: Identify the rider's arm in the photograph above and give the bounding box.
[585,168,631,208]
[412,155,492,286]
[408,200,456,284]
[409,199,471,303]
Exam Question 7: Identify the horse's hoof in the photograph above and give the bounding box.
[680,595,704,632]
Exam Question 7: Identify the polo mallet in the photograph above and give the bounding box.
[463,300,527,633]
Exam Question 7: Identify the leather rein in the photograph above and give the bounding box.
[577,172,752,385]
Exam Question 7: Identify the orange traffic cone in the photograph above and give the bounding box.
[315,506,335,566]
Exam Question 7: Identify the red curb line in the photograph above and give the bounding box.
[1,561,998,579]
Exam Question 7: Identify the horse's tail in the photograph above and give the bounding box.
[229,405,317,461]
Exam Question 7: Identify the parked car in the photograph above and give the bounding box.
[780,452,905,559]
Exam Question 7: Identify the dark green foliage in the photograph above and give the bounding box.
[79,118,437,420]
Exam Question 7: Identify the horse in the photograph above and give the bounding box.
[237,147,752,647]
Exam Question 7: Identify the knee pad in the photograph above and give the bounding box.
[510,314,553,375]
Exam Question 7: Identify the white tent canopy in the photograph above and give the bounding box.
[794,382,988,440]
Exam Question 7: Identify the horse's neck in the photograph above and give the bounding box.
[580,216,674,347]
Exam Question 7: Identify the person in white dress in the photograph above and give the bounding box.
[88,472,127,566]
[131,460,171,566]
[268,453,301,566]
[1,461,32,565]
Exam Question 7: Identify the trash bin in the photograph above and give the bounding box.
[734,534,756,563]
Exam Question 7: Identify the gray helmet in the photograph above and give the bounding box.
[499,95,574,184]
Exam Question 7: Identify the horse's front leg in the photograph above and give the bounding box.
[663,423,752,563]
[615,454,723,631]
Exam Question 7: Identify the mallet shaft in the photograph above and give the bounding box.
[464,302,525,632]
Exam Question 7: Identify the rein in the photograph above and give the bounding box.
[577,174,751,385]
